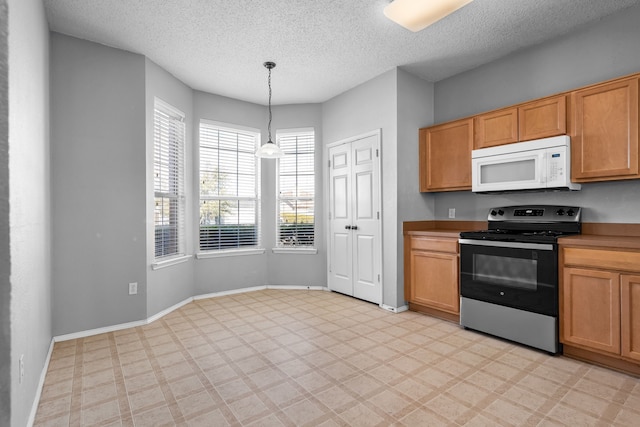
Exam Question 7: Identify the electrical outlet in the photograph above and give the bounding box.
[19,354,24,384]
[448,208,456,219]
[128,282,138,295]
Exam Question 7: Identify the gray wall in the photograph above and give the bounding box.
[432,3,640,223]
[8,0,52,426]
[0,1,8,424]
[322,69,400,307]
[51,33,147,335]
[144,59,196,316]
[192,92,327,294]
[396,69,435,303]
[267,104,326,288]
[48,35,329,333]
[192,91,269,294]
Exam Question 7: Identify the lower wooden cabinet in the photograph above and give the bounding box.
[560,246,640,368]
[621,274,640,361]
[561,267,621,354]
[405,234,459,321]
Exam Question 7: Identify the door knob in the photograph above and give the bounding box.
[345,225,352,230]
[351,225,358,230]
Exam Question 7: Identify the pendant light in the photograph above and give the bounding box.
[255,61,285,158]
[384,0,474,32]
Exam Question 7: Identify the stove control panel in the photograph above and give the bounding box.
[487,205,582,222]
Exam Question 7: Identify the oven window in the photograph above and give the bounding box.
[473,253,537,290]
[480,159,536,184]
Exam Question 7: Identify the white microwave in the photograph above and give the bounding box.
[472,135,581,193]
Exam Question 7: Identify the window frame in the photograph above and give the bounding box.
[153,98,187,262]
[275,128,316,252]
[197,120,262,256]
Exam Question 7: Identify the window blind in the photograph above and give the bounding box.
[277,129,315,247]
[154,100,186,259]
[199,122,260,251]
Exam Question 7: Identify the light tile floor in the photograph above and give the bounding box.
[34,289,640,426]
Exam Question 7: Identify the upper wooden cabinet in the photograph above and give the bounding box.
[474,95,567,149]
[419,118,473,192]
[419,72,640,192]
[571,77,639,182]
[474,107,518,149]
[519,95,567,142]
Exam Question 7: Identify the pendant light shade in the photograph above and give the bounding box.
[256,61,284,158]
[384,0,474,32]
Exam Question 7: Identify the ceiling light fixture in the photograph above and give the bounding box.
[255,61,284,159]
[384,0,474,32]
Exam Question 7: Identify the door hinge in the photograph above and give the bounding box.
[328,212,331,220]
[377,211,380,220]
[378,274,381,283]
[328,160,331,168]
[376,149,379,158]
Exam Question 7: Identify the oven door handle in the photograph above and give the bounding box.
[458,238,554,251]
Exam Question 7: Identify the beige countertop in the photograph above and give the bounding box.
[559,234,640,250]
[403,220,485,238]
[405,229,470,238]
[404,220,640,249]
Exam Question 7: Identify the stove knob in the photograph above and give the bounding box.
[567,209,575,217]
[497,209,504,216]
[490,210,497,216]
[556,209,565,216]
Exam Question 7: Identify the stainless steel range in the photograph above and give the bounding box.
[459,205,582,354]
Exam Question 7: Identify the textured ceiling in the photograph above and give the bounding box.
[43,0,640,105]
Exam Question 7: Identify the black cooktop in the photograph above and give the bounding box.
[459,228,579,244]
[459,205,583,244]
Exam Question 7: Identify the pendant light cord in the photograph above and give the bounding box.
[267,66,273,143]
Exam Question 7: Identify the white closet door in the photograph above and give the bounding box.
[328,143,353,296]
[328,132,381,305]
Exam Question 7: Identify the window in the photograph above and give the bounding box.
[199,121,260,251]
[276,129,315,247]
[153,99,186,259]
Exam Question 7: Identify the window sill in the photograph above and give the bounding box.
[151,255,192,270]
[196,248,266,259]
[272,247,318,255]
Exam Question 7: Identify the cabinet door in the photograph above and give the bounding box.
[621,274,640,362]
[561,267,621,355]
[410,250,459,314]
[571,77,639,181]
[419,118,473,192]
[474,107,518,149]
[518,95,567,142]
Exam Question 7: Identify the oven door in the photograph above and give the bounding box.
[459,239,558,316]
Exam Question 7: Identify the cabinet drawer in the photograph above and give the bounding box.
[563,247,640,273]
[410,237,458,253]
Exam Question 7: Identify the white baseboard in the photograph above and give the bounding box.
[27,339,54,427]
[54,318,148,342]
[147,297,194,323]
[267,285,329,291]
[379,303,409,313]
[193,285,267,300]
